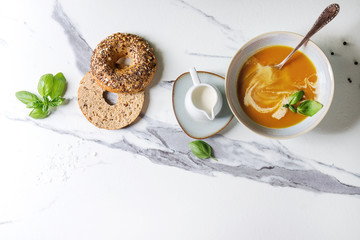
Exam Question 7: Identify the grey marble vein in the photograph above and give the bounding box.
[0,221,13,225]
[175,0,245,44]
[5,114,360,195]
[48,1,360,195]
[52,0,92,75]
[0,38,8,47]
[158,80,175,90]
[185,51,232,59]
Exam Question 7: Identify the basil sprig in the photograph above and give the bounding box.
[283,90,323,117]
[189,140,217,161]
[16,72,67,119]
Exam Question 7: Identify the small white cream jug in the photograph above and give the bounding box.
[185,67,223,121]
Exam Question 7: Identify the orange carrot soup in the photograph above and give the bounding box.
[237,45,318,128]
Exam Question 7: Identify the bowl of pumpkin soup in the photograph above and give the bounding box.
[225,32,334,139]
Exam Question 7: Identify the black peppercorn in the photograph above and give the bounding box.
[330,51,334,55]
[347,78,352,83]
[343,41,347,45]
[354,61,358,65]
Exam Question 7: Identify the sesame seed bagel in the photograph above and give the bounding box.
[90,33,157,93]
[78,71,144,129]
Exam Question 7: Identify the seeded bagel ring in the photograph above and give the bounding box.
[91,33,157,93]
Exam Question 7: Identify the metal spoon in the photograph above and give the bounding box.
[274,3,340,70]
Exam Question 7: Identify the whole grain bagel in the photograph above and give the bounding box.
[78,71,144,129]
[90,33,157,93]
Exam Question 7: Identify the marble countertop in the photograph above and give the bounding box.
[1,0,360,239]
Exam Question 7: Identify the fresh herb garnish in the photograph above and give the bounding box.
[289,105,297,113]
[16,72,67,119]
[288,90,304,106]
[297,100,323,117]
[189,140,217,161]
[283,90,323,117]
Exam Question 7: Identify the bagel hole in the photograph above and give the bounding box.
[103,91,117,105]
[115,57,131,69]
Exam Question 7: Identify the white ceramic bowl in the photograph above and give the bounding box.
[225,31,334,139]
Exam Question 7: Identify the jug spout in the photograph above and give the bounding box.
[202,109,215,121]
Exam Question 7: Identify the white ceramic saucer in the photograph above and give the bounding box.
[172,71,233,139]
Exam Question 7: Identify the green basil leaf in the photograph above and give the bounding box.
[49,97,65,107]
[37,74,54,97]
[297,100,323,117]
[26,99,43,108]
[15,91,39,104]
[43,104,49,113]
[288,90,304,106]
[29,108,49,119]
[283,104,289,108]
[43,96,49,104]
[42,96,49,113]
[50,72,67,99]
[189,140,217,161]
[289,105,297,113]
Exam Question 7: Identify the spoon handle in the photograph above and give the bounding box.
[277,3,340,69]
[305,3,340,40]
[189,67,201,86]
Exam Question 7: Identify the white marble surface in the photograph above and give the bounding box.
[1,0,360,239]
